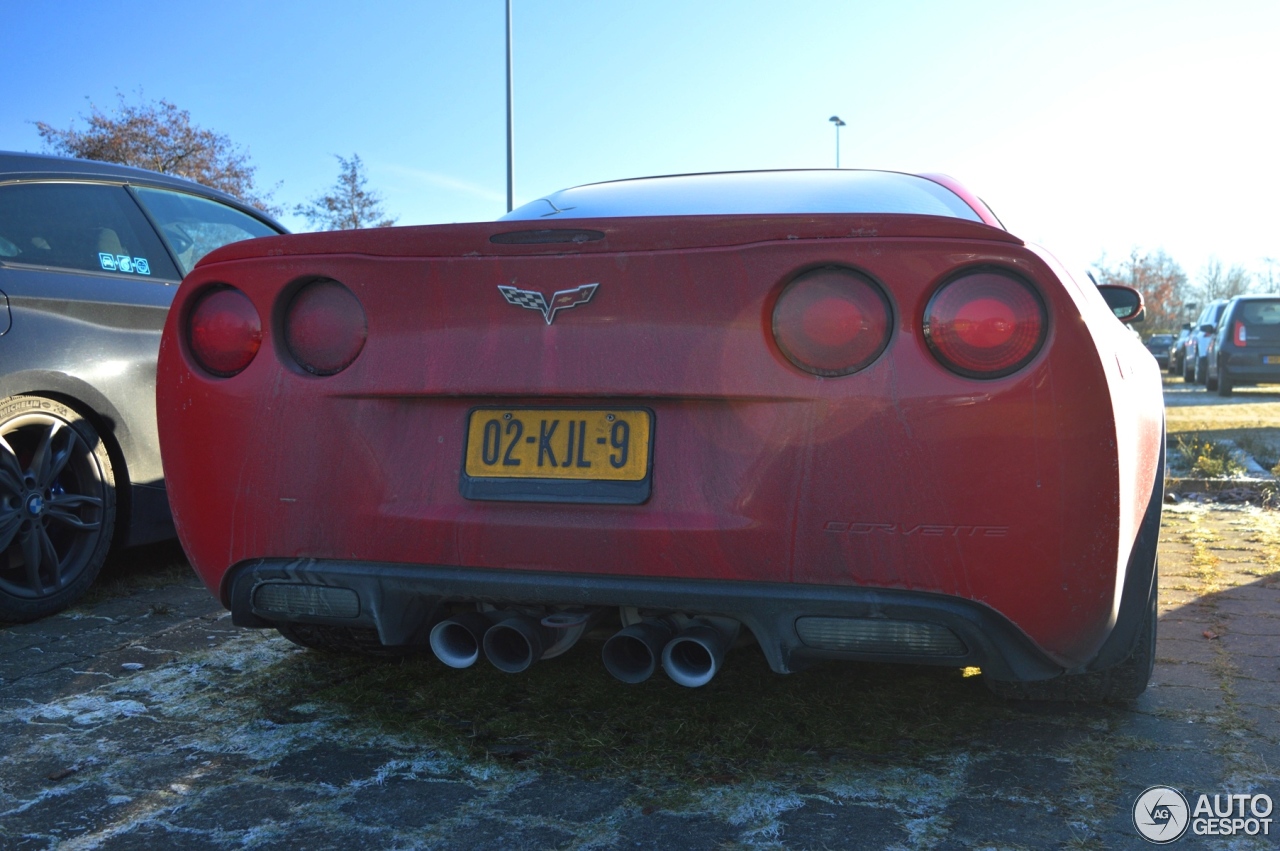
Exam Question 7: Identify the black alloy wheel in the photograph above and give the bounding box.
[0,396,116,623]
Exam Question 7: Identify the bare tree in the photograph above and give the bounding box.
[1195,257,1252,302]
[293,154,397,231]
[35,93,277,213]
[1258,257,1278,293]
[1094,248,1188,332]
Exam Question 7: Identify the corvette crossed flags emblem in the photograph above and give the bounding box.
[498,283,599,325]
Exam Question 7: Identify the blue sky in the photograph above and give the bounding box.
[4,0,1277,283]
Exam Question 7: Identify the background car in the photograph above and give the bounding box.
[0,151,284,622]
[1144,333,1174,370]
[1205,294,1280,395]
[1185,298,1228,383]
[157,169,1165,701]
[1168,324,1192,375]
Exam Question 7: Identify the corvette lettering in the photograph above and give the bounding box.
[824,522,1008,537]
[498,283,598,325]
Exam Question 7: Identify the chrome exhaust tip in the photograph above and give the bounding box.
[602,619,676,684]
[482,615,549,673]
[661,622,737,688]
[429,611,493,669]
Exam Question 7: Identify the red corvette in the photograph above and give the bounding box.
[156,170,1164,700]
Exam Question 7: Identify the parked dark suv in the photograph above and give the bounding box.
[1205,295,1280,395]
[1185,299,1228,383]
[0,152,284,621]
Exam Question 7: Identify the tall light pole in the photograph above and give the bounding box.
[828,115,845,169]
[505,0,514,212]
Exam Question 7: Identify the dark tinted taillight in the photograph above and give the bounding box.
[924,269,1046,378]
[284,279,367,375]
[187,286,262,377]
[772,267,892,376]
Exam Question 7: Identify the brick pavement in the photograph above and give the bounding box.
[1,506,1277,850]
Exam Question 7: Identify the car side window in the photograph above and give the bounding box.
[133,187,278,276]
[0,182,179,280]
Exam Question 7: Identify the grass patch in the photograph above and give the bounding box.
[1172,434,1245,478]
[1231,433,1280,473]
[250,637,1003,785]
[1061,728,1121,851]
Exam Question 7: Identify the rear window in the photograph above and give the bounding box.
[0,182,179,280]
[1237,300,1280,326]
[133,187,279,276]
[502,171,985,222]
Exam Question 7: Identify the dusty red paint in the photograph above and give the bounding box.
[156,211,1163,668]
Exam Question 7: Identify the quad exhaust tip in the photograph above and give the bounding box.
[482,614,550,674]
[602,617,741,687]
[430,609,601,673]
[433,608,741,687]
[661,623,736,688]
[429,611,494,669]
[601,619,676,684]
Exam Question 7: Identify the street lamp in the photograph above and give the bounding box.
[506,0,514,212]
[828,115,845,169]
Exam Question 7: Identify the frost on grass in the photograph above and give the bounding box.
[17,696,149,726]
[824,753,970,812]
[695,783,804,841]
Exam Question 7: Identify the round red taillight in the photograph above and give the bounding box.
[772,267,892,376]
[187,286,262,377]
[924,270,1046,378]
[284,279,367,375]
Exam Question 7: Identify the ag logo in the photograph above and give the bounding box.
[1133,786,1190,843]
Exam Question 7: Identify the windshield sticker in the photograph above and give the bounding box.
[99,254,152,275]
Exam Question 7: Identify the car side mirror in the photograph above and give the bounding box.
[1180,322,1192,330]
[1200,324,1215,334]
[1097,285,1144,324]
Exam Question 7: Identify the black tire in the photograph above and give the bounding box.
[0,396,117,623]
[1216,368,1233,396]
[1194,356,1207,385]
[276,622,418,657]
[1206,371,1218,391]
[985,562,1157,702]
[1182,355,1195,382]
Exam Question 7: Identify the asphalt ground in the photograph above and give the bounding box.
[1,389,1278,849]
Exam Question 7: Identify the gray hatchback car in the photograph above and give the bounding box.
[0,152,283,621]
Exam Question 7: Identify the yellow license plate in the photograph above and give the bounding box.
[465,408,652,481]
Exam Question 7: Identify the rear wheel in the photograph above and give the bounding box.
[1183,354,1195,382]
[1216,367,1233,396]
[0,396,117,623]
[986,562,1157,702]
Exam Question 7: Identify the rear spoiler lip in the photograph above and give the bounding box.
[197,213,1024,269]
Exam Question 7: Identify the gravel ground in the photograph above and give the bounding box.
[1,503,1277,850]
